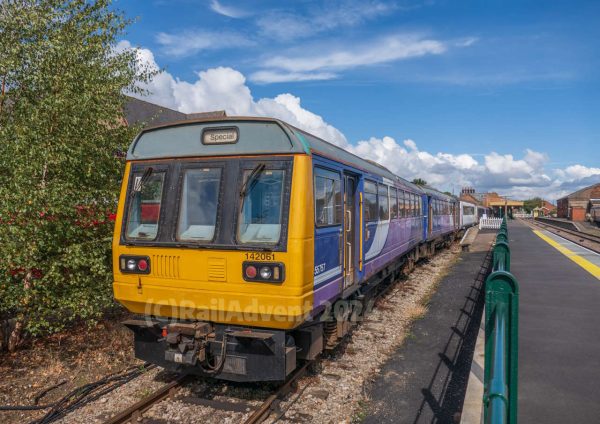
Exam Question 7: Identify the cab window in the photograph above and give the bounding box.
[314,168,342,226]
[125,171,165,240]
[237,169,284,244]
[177,168,221,241]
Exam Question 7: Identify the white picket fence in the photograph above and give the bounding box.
[513,213,532,219]
[479,217,503,230]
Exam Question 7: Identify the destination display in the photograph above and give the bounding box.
[202,127,239,145]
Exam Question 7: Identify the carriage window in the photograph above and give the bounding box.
[125,171,165,240]
[315,171,342,226]
[177,168,221,241]
[404,191,410,218]
[410,193,416,217]
[413,194,419,217]
[378,184,389,220]
[390,188,398,219]
[238,169,284,244]
[364,181,378,222]
[398,190,405,218]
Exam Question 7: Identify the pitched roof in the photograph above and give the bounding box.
[122,96,228,128]
[557,182,600,201]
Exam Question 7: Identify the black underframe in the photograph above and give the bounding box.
[120,157,294,252]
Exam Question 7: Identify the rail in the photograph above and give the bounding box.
[484,217,519,424]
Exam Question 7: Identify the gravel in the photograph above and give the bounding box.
[268,247,460,424]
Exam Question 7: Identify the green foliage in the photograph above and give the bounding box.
[523,197,543,213]
[412,178,428,186]
[0,0,155,339]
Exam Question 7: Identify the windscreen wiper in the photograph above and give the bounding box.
[132,167,154,198]
[239,163,266,198]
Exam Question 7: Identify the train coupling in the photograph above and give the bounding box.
[163,322,214,366]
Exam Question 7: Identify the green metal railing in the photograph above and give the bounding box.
[484,217,519,424]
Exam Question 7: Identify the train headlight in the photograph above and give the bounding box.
[126,259,137,271]
[259,266,272,280]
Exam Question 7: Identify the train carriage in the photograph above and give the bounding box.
[459,200,478,229]
[420,186,459,243]
[113,117,458,382]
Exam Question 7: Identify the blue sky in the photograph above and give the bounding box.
[115,0,600,200]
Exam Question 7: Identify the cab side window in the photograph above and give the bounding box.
[314,168,342,226]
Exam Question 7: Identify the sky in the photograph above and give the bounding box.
[114,0,600,201]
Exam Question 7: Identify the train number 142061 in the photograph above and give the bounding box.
[244,252,275,261]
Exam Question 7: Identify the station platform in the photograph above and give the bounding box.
[364,220,600,423]
[363,230,495,423]
[510,219,600,423]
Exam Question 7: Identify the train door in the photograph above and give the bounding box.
[343,174,358,289]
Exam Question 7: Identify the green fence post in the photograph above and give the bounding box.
[493,241,510,272]
[484,271,519,424]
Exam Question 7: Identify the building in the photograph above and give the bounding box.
[461,187,524,218]
[481,192,524,218]
[122,96,226,127]
[459,187,484,206]
[557,182,600,221]
[532,200,557,217]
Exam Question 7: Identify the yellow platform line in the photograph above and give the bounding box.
[533,230,600,279]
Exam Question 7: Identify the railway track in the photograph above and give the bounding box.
[104,361,311,424]
[523,218,600,253]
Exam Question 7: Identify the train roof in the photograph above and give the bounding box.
[127,116,423,192]
[420,185,458,202]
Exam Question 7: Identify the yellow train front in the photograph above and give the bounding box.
[113,116,452,382]
[113,118,320,382]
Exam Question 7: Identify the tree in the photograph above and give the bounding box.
[412,178,428,186]
[0,0,155,351]
[523,197,543,213]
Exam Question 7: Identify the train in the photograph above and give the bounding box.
[112,117,482,382]
[589,200,600,225]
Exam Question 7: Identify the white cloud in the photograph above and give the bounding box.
[260,34,447,75]
[209,0,248,19]
[120,40,599,202]
[557,164,600,181]
[256,1,396,41]
[155,30,252,58]
[250,70,338,84]
[348,135,597,201]
[122,41,347,146]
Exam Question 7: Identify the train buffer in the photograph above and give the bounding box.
[461,219,600,424]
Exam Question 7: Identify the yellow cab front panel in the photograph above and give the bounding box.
[112,154,314,330]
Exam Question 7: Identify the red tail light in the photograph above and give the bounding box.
[245,265,257,279]
[137,259,148,272]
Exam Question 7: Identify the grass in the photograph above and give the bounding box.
[352,399,371,423]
